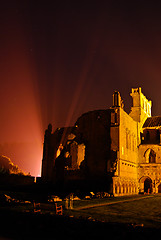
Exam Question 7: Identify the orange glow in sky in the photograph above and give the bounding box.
[0,9,44,176]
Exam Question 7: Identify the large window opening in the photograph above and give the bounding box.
[149,149,156,163]
[144,149,156,163]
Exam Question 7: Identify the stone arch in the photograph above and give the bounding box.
[115,184,118,194]
[139,176,153,193]
[144,149,156,163]
[134,184,137,193]
[118,184,121,194]
[114,183,122,195]
[122,184,125,194]
[132,184,134,193]
[144,149,151,163]
[144,178,152,193]
[149,149,156,163]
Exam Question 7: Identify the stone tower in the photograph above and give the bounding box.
[129,87,152,125]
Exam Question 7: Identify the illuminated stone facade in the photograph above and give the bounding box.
[42,87,161,195]
[138,117,161,194]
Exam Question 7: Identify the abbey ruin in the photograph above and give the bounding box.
[42,88,161,195]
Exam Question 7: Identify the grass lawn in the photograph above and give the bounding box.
[1,191,161,229]
[1,193,161,239]
[65,194,161,228]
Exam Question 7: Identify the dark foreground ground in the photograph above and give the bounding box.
[1,208,161,240]
[1,193,161,239]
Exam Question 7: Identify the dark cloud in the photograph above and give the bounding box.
[0,155,25,175]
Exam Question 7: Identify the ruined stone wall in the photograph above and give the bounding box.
[75,110,112,177]
[41,126,75,182]
[112,107,139,196]
[42,88,161,195]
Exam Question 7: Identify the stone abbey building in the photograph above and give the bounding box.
[42,87,161,195]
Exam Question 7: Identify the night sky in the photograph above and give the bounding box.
[1,1,161,176]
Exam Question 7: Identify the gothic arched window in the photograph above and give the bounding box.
[144,149,156,163]
[149,149,156,163]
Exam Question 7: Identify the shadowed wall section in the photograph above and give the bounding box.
[42,109,115,192]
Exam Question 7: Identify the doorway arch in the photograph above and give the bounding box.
[144,178,152,193]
